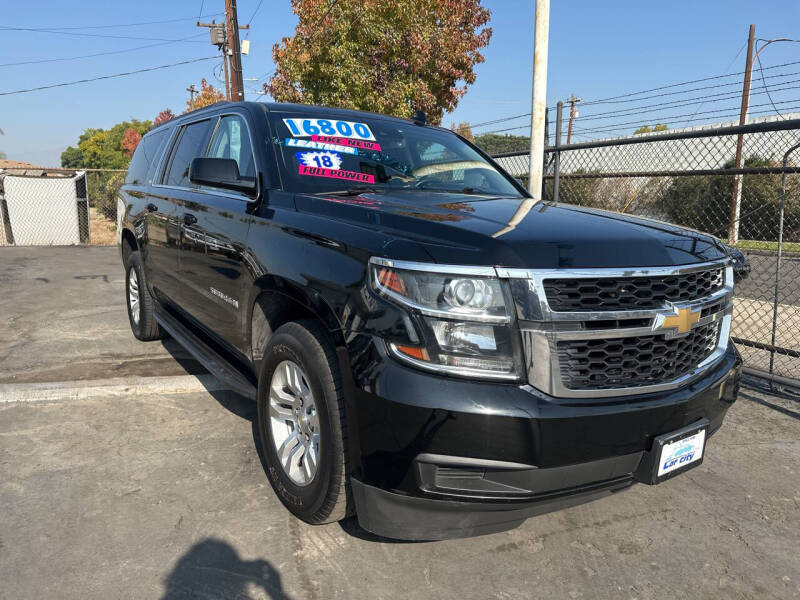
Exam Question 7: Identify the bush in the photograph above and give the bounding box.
[87,171,123,221]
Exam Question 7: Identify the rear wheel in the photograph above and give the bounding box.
[257,320,350,524]
[124,251,164,341]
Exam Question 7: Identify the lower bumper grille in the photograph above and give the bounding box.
[556,322,721,390]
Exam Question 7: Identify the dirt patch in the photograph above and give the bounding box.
[88,207,116,246]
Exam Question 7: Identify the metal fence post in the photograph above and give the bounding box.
[769,140,800,379]
[553,101,563,202]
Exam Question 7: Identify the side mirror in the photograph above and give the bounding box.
[189,157,256,195]
[724,244,751,283]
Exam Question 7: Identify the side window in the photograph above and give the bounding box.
[207,115,256,180]
[163,120,212,188]
[125,129,168,185]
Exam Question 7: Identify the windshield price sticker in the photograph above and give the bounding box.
[296,151,342,170]
[284,118,376,141]
[285,138,357,155]
[312,135,381,152]
[298,165,375,184]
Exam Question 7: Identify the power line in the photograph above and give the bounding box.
[247,0,265,25]
[572,102,800,136]
[0,33,207,67]
[688,41,748,121]
[573,101,789,134]
[0,56,218,96]
[0,26,207,42]
[478,99,800,138]
[580,59,800,106]
[2,14,224,31]
[570,77,800,124]
[470,65,800,132]
[756,54,788,120]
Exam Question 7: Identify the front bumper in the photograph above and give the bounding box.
[347,341,741,540]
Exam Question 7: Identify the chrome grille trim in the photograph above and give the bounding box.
[499,261,734,398]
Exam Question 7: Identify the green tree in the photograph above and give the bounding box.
[60,119,152,219]
[633,123,668,135]
[473,133,530,155]
[656,155,800,241]
[267,0,492,124]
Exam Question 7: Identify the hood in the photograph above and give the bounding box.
[293,191,728,269]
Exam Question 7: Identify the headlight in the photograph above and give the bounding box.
[369,258,522,380]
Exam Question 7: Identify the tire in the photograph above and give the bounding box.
[124,251,164,341]
[256,320,350,524]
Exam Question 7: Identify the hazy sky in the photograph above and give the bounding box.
[1,0,798,166]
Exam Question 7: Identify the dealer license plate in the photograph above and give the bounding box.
[658,428,706,478]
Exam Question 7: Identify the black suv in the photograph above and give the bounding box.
[119,101,742,540]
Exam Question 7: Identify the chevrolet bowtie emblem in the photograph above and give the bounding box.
[659,306,701,335]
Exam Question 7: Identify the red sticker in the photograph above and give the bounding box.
[299,165,375,184]
[312,135,382,152]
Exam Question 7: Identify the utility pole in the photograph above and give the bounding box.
[526,0,550,198]
[222,52,231,100]
[566,94,581,144]
[186,85,197,110]
[197,20,230,99]
[493,0,548,238]
[225,0,245,102]
[729,26,791,244]
[729,24,756,245]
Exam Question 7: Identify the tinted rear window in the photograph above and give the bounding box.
[125,128,168,185]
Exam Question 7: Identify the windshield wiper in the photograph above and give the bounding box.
[459,187,496,195]
[320,185,380,196]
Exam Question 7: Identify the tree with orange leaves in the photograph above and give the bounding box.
[185,78,225,112]
[120,128,142,158]
[266,0,492,125]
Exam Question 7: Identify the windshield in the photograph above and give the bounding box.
[267,112,524,198]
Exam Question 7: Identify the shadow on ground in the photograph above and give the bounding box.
[161,538,291,599]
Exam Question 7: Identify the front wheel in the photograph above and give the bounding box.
[256,320,350,524]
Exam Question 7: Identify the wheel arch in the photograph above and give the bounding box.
[120,226,138,262]
[247,277,346,368]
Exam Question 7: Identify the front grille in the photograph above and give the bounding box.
[543,267,724,312]
[556,321,721,390]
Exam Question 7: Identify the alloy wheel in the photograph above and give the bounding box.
[128,267,140,325]
[268,360,320,486]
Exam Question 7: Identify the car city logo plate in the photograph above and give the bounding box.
[658,429,706,477]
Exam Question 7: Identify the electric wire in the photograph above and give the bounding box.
[0,33,208,67]
[470,60,800,134]
[0,57,218,96]
[1,14,224,31]
[0,26,207,43]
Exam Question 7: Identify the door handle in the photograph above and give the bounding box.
[146,203,158,212]
[183,214,197,226]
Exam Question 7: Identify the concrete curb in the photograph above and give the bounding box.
[0,374,229,403]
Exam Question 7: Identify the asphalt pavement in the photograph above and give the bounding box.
[1,246,799,599]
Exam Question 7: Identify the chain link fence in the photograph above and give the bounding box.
[0,168,124,246]
[493,117,800,385]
